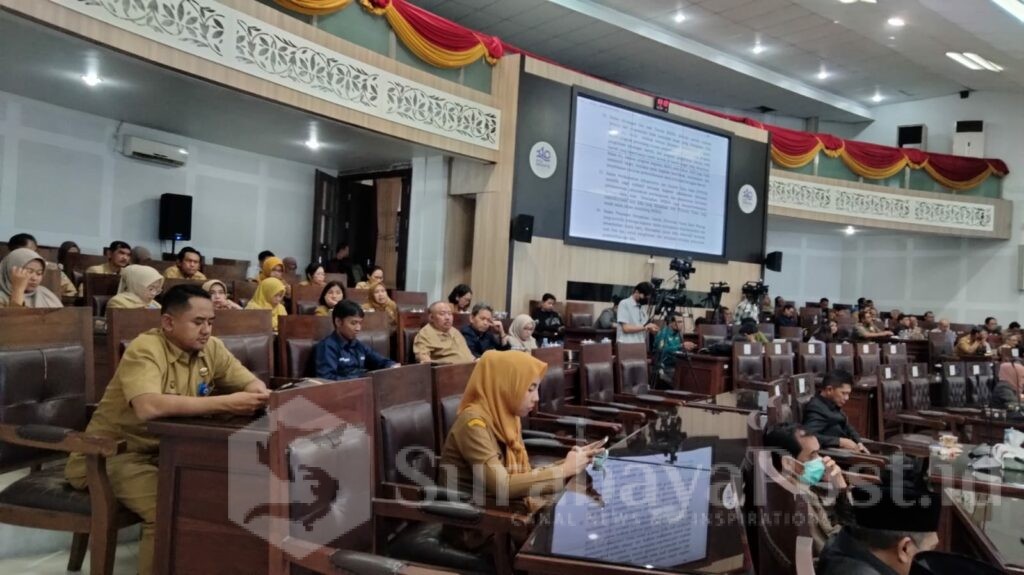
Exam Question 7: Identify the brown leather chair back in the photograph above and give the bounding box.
[579,342,615,403]
[827,342,855,374]
[431,363,475,446]
[347,289,371,306]
[877,364,906,439]
[289,283,324,315]
[200,263,247,282]
[615,342,649,395]
[206,310,274,380]
[107,307,162,372]
[158,279,205,299]
[854,342,881,383]
[778,326,803,348]
[83,273,120,316]
[905,363,933,411]
[797,342,827,381]
[733,341,764,382]
[697,324,727,349]
[767,393,793,426]
[0,308,92,470]
[965,361,994,406]
[881,342,908,368]
[397,311,428,365]
[390,291,428,309]
[231,280,257,304]
[372,364,436,490]
[755,450,812,575]
[788,373,815,422]
[928,330,954,359]
[939,362,968,407]
[452,313,471,331]
[765,341,794,379]
[277,315,334,378]
[532,347,568,412]
[759,323,775,340]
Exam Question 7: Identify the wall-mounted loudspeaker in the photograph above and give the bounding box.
[765,251,783,272]
[159,193,193,241]
[512,214,534,243]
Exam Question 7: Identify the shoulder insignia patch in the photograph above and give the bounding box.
[467,418,486,429]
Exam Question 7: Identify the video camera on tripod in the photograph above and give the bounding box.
[741,279,770,301]
[649,257,695,319]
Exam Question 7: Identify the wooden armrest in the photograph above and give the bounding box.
[945,407,983,415]
[563,403,645,425]
[888,413,947,430]
[613,393,684,407]
[372,498,532,537]
[657,389,711,402]
[843,471,881,485]
[820,448,888,468]
[526,414,621,438]
[860,439,902,455]
[0,423,125,457]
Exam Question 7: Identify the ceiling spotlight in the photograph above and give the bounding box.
[963,52,1004,71]
[608,129,619,136]
[81,72,103,87]
[871,92,883,103]
[844,225,857,236]
[946,51,983,70]
[673,11,686,23]
[817,68,830,80]
[752,43,766,54]
[887,17,906,27]
[304,137,321,150]
[178,148,189,155]
[991,0,1024,24]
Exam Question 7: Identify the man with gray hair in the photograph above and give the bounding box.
[413,301,474,364]
[460,303,510,358]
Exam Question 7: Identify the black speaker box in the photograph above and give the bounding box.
[159,193,193,241]
[765,251,783,272]
[512,214,534,243]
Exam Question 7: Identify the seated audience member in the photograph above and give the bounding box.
[655,312,697,383]
[108,265,164,310]
[130,245,152,265]
[998,333,1021,356]
[856,297,867,311]
[65,284,270,575]
[324,243,352,278]
[993,362,1024,411]
[855,308,894,341]
[314,300,398,380]
[447,283,473,313]
[763,422,848,553]
[922,311,935,324]
[8,233,77,298]
[0,248,63,308]
[461,303,510,358]
[315,281,345,317]
[88,240,132,276]
[734,318,769,345]
[354,265,384,289]
[819,484,940,575]
[413,301,474,365]
[955,326,990,357]
[532,293,565,344]
[983,316,999,335]
[300,262,326,287]
[819,297,830,311]
[248,250,275,282]
[594,295,622,329]
[774,295,786,312]
[439,351,596,512]
[1008,321,1021,331]
[507,314,537,352]
[202,279,242,310]
[929,319,957,350]
[803,370,869,453]
[776,303,799,328]
[282,256,298,278]
[810,320,839,345]
[721,306,734,325]
[888,308,902,326]
[896,314,925,340]
[361,280,397,331]
[56,240,80,296]
[245,277,288,333]
[163,247,206,280]
[617,282,658,344]
[258,256,284,282]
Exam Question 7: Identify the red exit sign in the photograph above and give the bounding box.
[654,97,671,112]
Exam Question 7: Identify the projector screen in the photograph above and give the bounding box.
[565,93,731,258]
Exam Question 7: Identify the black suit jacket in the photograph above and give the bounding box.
[802,394,862,448]
[818,530,899,575]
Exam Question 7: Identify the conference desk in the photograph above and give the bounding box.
[943,488,1024,574]
[516,406,752,575]
[149,415,269,575]
[928,447,1024,498]
[673,354,730,397]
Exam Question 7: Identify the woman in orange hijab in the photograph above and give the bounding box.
[994,362,1024,410]
[361,280,398,332]
[439,351,595,503]
[258,256,285,282]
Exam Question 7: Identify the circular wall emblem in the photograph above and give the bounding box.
[738,184,758,214]
[529,141,557,179]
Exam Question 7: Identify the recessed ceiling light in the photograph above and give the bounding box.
[946,52,983,70]
[608,129,619,136]
[963,52,1004,71]
[844,225,857,236]
[817,68,830,80]
[305,137,321,150]
[887,17,906,27]
[81,72,103,87]
[871,92,884,103]
[673,11,686,23]
[888,35,896,40]
[751,43,766,55]
[178,148,189,155]
[991,0,1024,24]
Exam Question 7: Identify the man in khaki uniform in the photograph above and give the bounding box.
[78,240,132,295]
[163,246,207,280]
[413,301,474,364]
[65,284,270,575]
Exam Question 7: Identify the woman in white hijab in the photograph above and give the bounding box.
[107,265,164,310]
[506,314,538,352]
[0,248,63,308]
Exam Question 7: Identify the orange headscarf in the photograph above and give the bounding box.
[458,351,547,473]
[998,361,1024,393]
[362,279,398,325]
[259,257,284,282]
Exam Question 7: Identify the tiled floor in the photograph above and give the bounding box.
[0,541,138,574]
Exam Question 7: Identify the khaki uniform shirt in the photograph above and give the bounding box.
[72,329,255,455]
[439,409,565,500]
[413,323,474,364]
[163,266,207,281]
[314,305,332,317]
[59,273,77,297]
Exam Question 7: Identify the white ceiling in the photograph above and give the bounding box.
[0,12,439,171]
[416,0,1024,123]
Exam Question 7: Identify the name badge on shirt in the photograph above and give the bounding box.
[198,381,213,396]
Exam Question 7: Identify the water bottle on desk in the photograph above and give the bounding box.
[542,338,549,348]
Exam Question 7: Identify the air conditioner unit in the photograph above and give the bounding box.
[897,124,927,150]
[953,120,984,158]
[121,135,189,167]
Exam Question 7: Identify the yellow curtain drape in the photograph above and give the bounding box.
[923,163,996,192]
[840,153,909,181]
[273,0,352,15]
[770,142,823,169]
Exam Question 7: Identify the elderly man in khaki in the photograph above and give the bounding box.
[65,284,270,575]
[163,246,207,280]
[413,301,474,364]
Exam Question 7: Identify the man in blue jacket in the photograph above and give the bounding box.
[315,299,397,380]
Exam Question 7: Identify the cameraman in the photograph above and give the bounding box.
[617,282,659,344]
[734,284,763,326]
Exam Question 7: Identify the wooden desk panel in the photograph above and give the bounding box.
[844,385,877,441]
[674,354,730,396]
